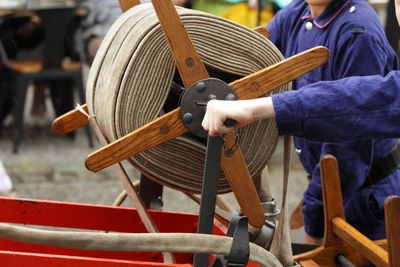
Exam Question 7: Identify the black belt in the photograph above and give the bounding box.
[363,141,400,188]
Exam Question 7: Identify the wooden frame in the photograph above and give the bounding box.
[294,154,400,267]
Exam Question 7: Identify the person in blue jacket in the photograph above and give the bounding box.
[202,73,400,239]
[265,0,399,243]
[205,0,400,244]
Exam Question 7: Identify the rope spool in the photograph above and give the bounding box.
[86,4,291,194]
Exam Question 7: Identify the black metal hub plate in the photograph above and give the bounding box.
[180,78,237,139]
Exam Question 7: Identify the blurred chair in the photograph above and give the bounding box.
[385,0,400,57]
[0,7,93,152]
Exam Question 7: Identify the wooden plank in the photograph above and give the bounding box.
[332,217,389,267]
[220,134,265,228]
[52,104,89,136]
[85,108,188,172]
[231,46,329,100]
[151,0,209,89]
[385,195,400,267]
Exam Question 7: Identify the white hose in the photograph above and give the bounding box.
[0,223,282,267]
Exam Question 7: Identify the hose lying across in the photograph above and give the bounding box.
[0,223,282,267]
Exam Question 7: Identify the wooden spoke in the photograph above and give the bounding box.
[118,0,140,12]
[230,46,329,100]
[151,0,209,88]
[52,104,89,136]
[220,134,265,228]
[253,26,270,38]
[85,108,188,172]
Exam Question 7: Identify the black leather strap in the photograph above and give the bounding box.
[364,142,400,187]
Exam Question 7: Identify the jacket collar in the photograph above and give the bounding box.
[301,0,351,29]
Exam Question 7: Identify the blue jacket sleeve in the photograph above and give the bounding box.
[272,71,400,142]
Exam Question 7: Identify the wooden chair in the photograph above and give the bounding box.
[294,154,400,266]
[0,7,93,152]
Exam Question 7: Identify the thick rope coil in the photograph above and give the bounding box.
[86,3,291,194]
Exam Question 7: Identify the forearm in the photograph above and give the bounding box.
[248,97,276,122]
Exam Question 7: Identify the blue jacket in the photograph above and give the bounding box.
[267,0,399,239]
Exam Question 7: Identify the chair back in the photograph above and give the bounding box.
[34,7,77,69]
[0,17,10,68]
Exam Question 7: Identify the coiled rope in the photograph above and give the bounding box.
[86,3,291,194]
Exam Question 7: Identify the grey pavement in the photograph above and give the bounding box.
[0,107,308,243]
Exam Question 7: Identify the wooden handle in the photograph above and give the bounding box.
[52,104,89,135]
[85,108,188,172]
[151,0,209,88]
[230,46,329,100]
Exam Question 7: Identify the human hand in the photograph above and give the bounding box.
[201,97,275,136]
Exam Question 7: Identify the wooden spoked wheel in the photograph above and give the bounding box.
[82,1,329,228]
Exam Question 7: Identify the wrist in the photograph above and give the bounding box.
[252,97,275,121]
